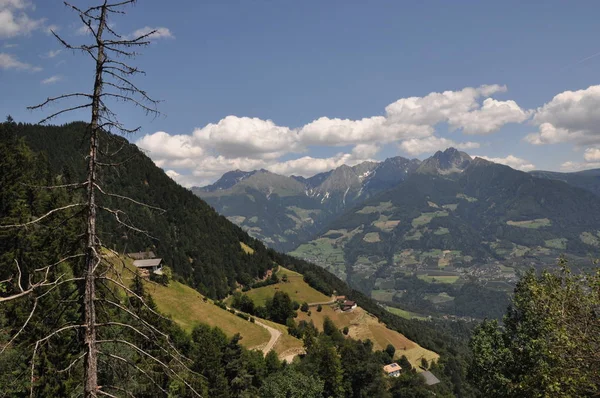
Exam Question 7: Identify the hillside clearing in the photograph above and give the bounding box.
[244,266,332,306]
[506,218,551,229]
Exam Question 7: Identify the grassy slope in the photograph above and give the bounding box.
[115,255,271,349]
[146,280,270,348]
[243,267,439,369]
[244,267,331,306]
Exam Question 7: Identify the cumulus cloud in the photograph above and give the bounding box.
[451,98,531,135]
[584,147,600,162]
[560,161,600,172]
[559,147,600,172]
[0,52,41,71]
[399,136,480,156]
[41,74,61,84]
[41,49,61,59]
[475,155,536,171]
[0,0,46,38]
[137,131,204,164]
[137,84,533,186]
[526,85,600,146]
[192,116,298,159]
[126,26,174,40]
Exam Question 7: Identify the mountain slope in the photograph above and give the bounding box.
[15,121,274,298]
[193,156,421,251]
[530,168,600,197]
[291,158,600,317]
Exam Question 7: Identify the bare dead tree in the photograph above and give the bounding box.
[0,1,203,397]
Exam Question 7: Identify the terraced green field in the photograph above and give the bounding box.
[506,218,551,229]
[417,275,460,284]
[411,211,449,227]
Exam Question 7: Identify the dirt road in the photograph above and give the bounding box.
[254,320,282,354]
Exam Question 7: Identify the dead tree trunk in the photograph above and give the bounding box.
[83,5,107,395]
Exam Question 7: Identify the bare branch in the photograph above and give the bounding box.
[100,385,136,398]
[98,206,157,239]
[99,351,168,395]
[19,181,88,190]
[97,390,118,398]
[35,104,93,125]
[0,203,85,229]
[57,352,87,374]
[0,299,37,355]
[30,324,85,397]
[28,93,93,111]
[97,339,202,397]
[94,183,165,213]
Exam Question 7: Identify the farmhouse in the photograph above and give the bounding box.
[341,300,357,312]
[128,251,156,260]
[383,362,402,377]
[133,258,163,276]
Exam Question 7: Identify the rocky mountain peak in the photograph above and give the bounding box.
[417,147,473,175]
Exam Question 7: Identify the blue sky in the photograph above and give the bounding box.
[2,0,600,186]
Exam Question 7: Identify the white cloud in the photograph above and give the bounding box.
[399,136,480,156]
[526,85,600,146]
[476,155,536,171]
[137,131,204,162]
[41,75,61,84]
[138,84,533,186]
[41,49,61,59]
[584,148,600,162]
[0,0,46,38]
[75,24,91,36]
[451,98,531,135]
[0,52,41,71]
[560,161,600,172]
[559,147,600,172]
[126,26,174,40]
[352,143,380,158]
[3,43,18,48]
[43,24,59,35]
[192,116,298,159]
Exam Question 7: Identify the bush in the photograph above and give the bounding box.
[236,312,249,321]
[215,301,227,310]
[292,301,300,310]
[250,317,255,323]
[343,326,349,335]
[300,302,309,312]
[228,308,235,314]
[317,304,322,312]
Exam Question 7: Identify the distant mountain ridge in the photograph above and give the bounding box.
[192,154,422,251]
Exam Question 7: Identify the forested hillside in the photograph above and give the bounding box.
[13,121,274,298]
[291,157,600,319]
[1,120,478,396]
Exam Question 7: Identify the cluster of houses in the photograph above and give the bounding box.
[382,362,440,385]
[335,296,357,312]
[128,251,163,277]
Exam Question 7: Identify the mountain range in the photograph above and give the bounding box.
[195,148,600,317]
[193,155,422,251]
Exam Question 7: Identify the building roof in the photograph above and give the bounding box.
[133,258,162,268]
[421,370,441,385]
[343,300,356,306]
[383,363,401,374]
[128,251,156,260]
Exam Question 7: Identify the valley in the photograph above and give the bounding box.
[201,148,600,321]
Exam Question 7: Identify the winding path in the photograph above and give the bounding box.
[254,320,282,354]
